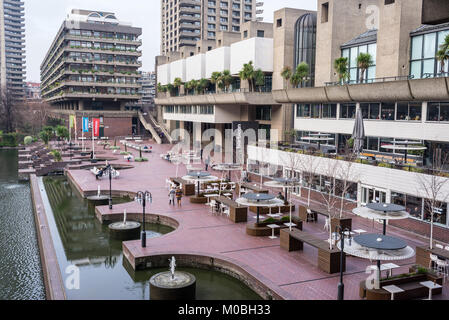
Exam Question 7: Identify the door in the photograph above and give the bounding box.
[361,186,387,205]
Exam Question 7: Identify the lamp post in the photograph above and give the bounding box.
[335,225,352,301]
[106,164,113,210]
[135,191,152,248]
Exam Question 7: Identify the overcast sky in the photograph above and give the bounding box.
[25,0,317,82]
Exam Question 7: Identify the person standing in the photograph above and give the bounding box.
[168,187,176,206]
[200,148,203,160]
[175,188,183,207]
[205,155,210,171]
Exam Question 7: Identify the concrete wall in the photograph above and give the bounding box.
[186,53,206,81]
[157,63,170,85]
[205,46,231,78]
[230,37,274,75]
[170,59,186,83]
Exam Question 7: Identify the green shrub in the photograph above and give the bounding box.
[262,217,277,224]
[120,151,131,155]
[135,157,148,162]
[280,216,291,222]
[24,136,33,145]
[378,162,393,168]
[50,150,62,162]
[0,133,18,147]
[110,146,120,150]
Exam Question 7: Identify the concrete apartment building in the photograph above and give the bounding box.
[156,0,449,241]
[160,0,264,56]
[139,71,156,106]
[0,0,26,100]
[40,9,143,138]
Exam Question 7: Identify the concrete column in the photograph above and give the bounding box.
[214,123,224,153]
[193,122,202,149]
[79,101,84,111]
[422,102,427,122]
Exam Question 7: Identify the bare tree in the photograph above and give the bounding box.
[298,151,321,208]
[0,89,17,133]
[336,153,360,218]
[416,152,449,250]
[317,159,342,250]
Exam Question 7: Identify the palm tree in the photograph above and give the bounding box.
[290,62,309,88]
[436,49,449,74]
[334,57,349,84]
[220,70,233,92]
[157,83,164,93]
[211,71,222,92]
[281,66,293,89]
[166,83,174,95]
[253,69,265,92]
[184,80,194,95]
[239,61,255,92]
[196,78,209,94]
[173,77,183,96]
[357,53,373,83]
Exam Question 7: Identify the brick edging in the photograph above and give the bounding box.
[29,174,66,300]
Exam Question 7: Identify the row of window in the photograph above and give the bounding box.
[68,29,138,41]
[296,101,449,122]
[164,105,214,115]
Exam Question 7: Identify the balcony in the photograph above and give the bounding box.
[274,76,449,104]
[155,89,277,106]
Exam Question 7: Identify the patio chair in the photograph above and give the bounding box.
[445,246,449,251]
[430,254,439,271]
[208,200,217,213]
[436,259,449,278]
[435,243,444,249]
[307,208,315,223]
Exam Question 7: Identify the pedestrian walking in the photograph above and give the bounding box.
[200,148,204,160]
[168,187,176,206]
[175,188,183,206]
[205,155,210,171]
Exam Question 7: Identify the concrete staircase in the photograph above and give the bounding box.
[138,111,173,144]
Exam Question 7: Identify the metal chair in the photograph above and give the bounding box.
[430,254,439,271]
[307,208,315,223]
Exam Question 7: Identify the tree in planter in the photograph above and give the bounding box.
[239,61,256,92]
[416,152,449,250]
[211,72,222,93]
[55,125,69,144]
[281,66,293,90]
[220,70,233,92]
[196,78,209,95]
[334,57,349,84]
[357,53,373,83]
[290,62,309,88]
[50,150,62,162]
[284,129,297,144]
[185,80,197,95]
[173,77,183,96]
[165,83,174,95]
[39,130,51,146]
[253,69,265,92]
[436,49,449,74]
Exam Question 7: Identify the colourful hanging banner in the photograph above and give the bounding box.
[82,117,89,132]
[93,118,100,137]
[69,115,75,129]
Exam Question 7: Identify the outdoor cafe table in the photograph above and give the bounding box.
[237,182,269,195]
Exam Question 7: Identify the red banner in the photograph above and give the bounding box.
[93,118,100,137]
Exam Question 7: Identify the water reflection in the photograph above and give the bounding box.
[43,176,261,300]
[0,150,45,300]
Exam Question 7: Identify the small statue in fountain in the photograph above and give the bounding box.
[123,209,127,226]
[169,256,176,280]
[97,185,101,197]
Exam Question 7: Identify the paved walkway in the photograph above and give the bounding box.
[65,141,449,300]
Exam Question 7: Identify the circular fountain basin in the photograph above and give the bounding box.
[149,271,196,300]
[86,195,110,206]
[108,221,141,240]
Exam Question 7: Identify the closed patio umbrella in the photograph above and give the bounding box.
[352,108,365,159]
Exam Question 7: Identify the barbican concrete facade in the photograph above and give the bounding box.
[40,9,143,138]
[155,0,449,241]
[0,0,26,100]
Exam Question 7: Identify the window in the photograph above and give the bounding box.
[321,2,329,23]
[380,102,395,120]
[340,103,356,119]
[257,30,265,38]
[392,192,423,220]
[342,43,377,84]
[276,18,282,28]
[427,102,449,122]
[396,102,422,121]
[322,104,337,118]
[296,104,311,117]
[360,103,380,120]
[410,29,449,79]
[385,0,395,4]
[243,30,248,38]
[256,106,272,121]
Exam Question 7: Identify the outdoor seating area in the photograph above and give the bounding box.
[169,177,195,196]
[280,228,345,274]
[207,196,248,222]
